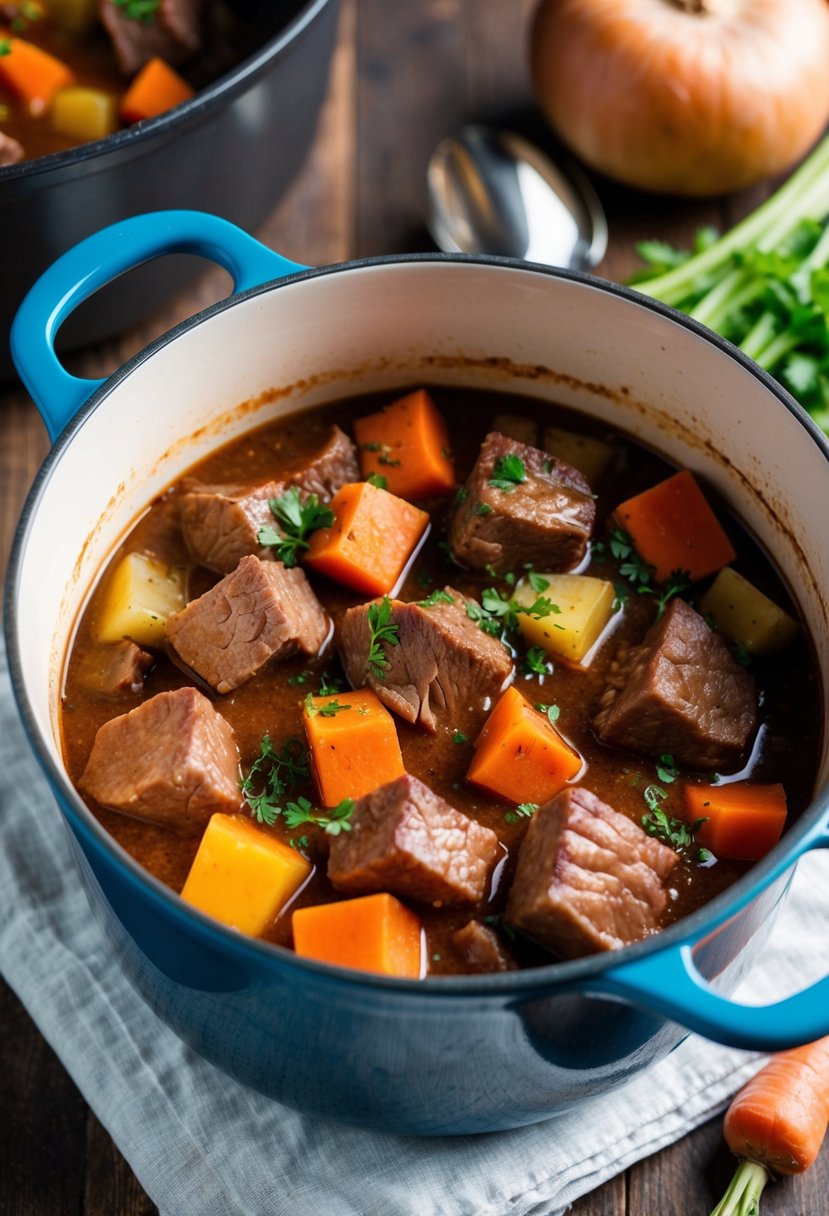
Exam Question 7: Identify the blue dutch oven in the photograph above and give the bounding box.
[6,211,829,1134]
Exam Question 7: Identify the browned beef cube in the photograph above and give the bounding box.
[180,425,359,573]
[506,787,677,958]
[452,921,517,973]
[79,687,240,830]
[593,598,757,771]
[75,640,154,697]
[0,131,23,167]
[166,555,327,694]
[328,774,499,905]
[99,0,204,75]
[449,431,595,574]
[338,587,513,732]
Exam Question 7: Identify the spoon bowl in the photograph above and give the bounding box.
[426,124,607,271]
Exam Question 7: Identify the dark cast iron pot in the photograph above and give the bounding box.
[6,211,829,1135]
[0,0,340,380]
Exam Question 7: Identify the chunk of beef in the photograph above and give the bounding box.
[79,686,240,830]
[76,639,154,697]
[338,587,513,732]
[180,425,359,573]
[452,920,517,973]
[449,431,595,574]
[99,0,204,76]
[593,598,757,771]
[328,774,499,905]
[0,131,23,167]
[165,555,328,694]
[506,787,678,958]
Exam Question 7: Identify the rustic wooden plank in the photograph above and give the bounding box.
[355,0,465,257]
[84,1112,158,1216]
[570,1169,626,1214]
[0,982,86,1214]
[0,392,49,580]
[462,0,537,123]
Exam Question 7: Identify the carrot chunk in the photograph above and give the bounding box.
[684,780,787,861]
[354,389,455,500]
[292,892,423,977]
[305,481,429,596]
[120,56,194,125]
[615,469,736,582]
[467,685,582,804]
[0,34,74,111]
[303,689,405,807]
[180,813,311,937]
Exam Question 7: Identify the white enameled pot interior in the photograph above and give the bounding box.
[14,260,829,798]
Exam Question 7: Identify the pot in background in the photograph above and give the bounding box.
[6,211,829,1135]
[0,0,340,381]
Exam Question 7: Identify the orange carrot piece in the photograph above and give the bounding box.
[302,689,405,807]
[120,56,194,125]
[305,481,429,596]
[0,34,74,111]
[292,892,423,977]
[615,469,736,582]
[709,1038,829,1215]
[684,781,787,861]
[467,685,582,805]
[354,388,455,500]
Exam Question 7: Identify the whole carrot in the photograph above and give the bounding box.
[710,1037,829,1215]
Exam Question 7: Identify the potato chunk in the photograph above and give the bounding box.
[542,426,613,485]
[515,573,615,663]
[94,551,186,647]
[700,567,798,656]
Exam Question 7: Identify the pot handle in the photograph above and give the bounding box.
[10,210,306,441]
[591,809,829,1050]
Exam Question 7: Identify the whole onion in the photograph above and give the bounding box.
[530,0,829,196]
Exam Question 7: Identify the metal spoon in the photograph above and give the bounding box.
[426,125,608,271]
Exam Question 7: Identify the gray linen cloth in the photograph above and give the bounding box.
[1,640,827,1216]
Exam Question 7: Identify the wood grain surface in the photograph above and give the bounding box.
[1,1,826,1212]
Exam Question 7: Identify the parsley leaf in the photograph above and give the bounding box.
[535,702,561,725]
[282,795,355,836]
[367,472,388,489]
[655,754,679,784]
[241,735,310,826]
[417,589,454,608]
[258,486,334,567]
[317,669,345,696]
[504,801,539,824]
[522,646,552,677]
[366,596,400,679]
[527,571,551,593]
[0,38,10,54]
[641,790,707,853]
[113,0,161,22]
[452,731,468,745]
[304,693,351,718]
[474,502,493,516]
[489,454,526,491]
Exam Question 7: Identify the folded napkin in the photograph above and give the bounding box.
[1,638,827,1216]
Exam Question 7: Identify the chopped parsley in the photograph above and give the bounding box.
[282,795,355,836]
[655,754,679,784]
[465,587,563,639]
[367,473,388,489]
[489,454,526,491]
[483,913,517,942]
[732,641,753,668]
[258,486,334,567]
[317,669,345,696]
[452,731,468,745]
[641,794,708,854]
[0,39,10,55]
[526,571,551,593]
[608,529,690,619]
[535,702,561,725]
[240,735,311,826]
[504,801,539,824]
[366,596,400,679]
[113,0,161,21]
[454,486,469,506]
[287,671,311,686]
[417,589,454,608]
[474,502,493,516]
[522,646,552,677]
[378,453,401,467]
[304,693,350,718]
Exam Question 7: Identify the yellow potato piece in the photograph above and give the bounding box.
[700,567,798,655]
[51,87,119,142]
[542,426,613,486]
[181,814,312,937]
[94,551,185,647]
[515,573,615,663]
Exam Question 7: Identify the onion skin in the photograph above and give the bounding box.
[530,0,829,196]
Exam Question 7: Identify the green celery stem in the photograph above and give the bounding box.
[635,132,829,306]
[740,312,778,361]
[690,267,749,326]
[709,1160,770,1216]
[753,329,802,371]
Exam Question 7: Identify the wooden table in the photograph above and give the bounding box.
[1,2,826,1212]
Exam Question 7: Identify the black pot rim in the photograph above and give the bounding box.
[0,0,335,186]
[6,250,829,1000]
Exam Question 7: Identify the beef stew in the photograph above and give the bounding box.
[59,387,822,978]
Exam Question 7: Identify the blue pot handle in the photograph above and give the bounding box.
[593,808,829,1050]
[10,210,307,441]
